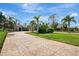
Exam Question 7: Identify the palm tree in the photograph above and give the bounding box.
[62,15,76,32]
[30,20,36,32]
[33,16,40,33]
[48,14,57,30]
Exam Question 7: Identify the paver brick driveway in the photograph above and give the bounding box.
[1,32,79,56]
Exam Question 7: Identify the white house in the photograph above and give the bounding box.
[14,23,23,31]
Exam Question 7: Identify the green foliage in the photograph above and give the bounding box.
[46,28,54,33]
[33,16,40,32]
[69,28,75,32]
[30,20,36,32]
[48,14,58,30]
[38,22,54,33]
[62,15,76,32]
[50,22,58,30]
[38,23,47,33]
[0,11,17,31]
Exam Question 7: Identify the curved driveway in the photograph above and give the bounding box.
[1,32,79,56]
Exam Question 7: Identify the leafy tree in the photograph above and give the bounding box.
[50,22,58,30]
[0,11,18,31]
[0,11,6,30]
[8,17,16,29]
[2,16,17,31]
[48,14,58,30]
[38,22,54,33]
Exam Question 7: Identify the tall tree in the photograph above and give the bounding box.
[0,11,20,31]
[62,15,76,32]
[33,16,40,33]
[0,11,6,30]
[9,17,16,29]
[9,17,20,31]
[48,14,58,30]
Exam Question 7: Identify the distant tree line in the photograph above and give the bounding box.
[0,11,78,33]
[28,14,78,33]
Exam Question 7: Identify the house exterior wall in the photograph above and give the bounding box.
[14,24,23,31]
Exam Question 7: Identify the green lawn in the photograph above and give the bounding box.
[27,32,79,46]
[0,31,7,49]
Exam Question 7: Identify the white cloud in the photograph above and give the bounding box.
[48,4,77,12]
[22,3,43,13]
[21,3,77,14]
[70,13,78,17]
[23,16,49,24]
[0,9,17,17]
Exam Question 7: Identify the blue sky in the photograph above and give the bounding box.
[0,3,79,27]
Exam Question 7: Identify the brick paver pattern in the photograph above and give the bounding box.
[1,32,79,56]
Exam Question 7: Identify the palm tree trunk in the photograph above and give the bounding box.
[32,28,33,32]
[37,23,39,33]
[37,21,39,33]
[32,26,34,32]
[68,22,70,32]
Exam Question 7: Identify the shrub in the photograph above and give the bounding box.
[46,28,54,33]
[38,23,54,33]
[38,25,47,33]
[0,28,2,31]
[69,28,75,32]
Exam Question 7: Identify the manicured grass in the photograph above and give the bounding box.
[27,32,79,46]
[0,31,7,49]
